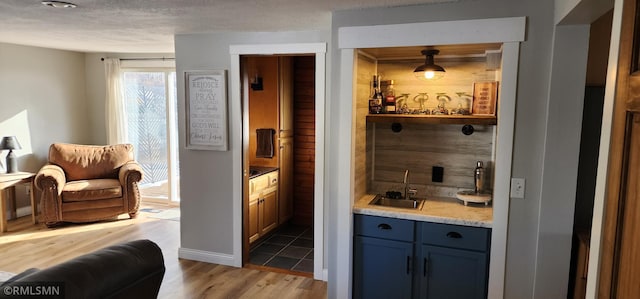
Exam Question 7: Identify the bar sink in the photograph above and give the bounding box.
[369,194,425,210]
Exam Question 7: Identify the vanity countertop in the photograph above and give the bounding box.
[353,194,493,228]
[249,166,278,179]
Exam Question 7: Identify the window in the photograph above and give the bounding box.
[122,69,179,202]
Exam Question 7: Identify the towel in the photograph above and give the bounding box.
[256,128,275,158]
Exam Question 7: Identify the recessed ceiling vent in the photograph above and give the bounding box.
[41,1,77,8]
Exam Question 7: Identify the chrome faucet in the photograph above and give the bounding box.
[403,170,417,200]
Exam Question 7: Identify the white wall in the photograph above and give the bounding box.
[556,0,613,25]
[0,42,89,210]
[535,24,590,298]
[0,42,90,168]
[174,31,329,259]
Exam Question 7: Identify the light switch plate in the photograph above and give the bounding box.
[511,178,525,198]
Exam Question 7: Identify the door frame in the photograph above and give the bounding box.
[230,43,327,280]
[586,0,633,296]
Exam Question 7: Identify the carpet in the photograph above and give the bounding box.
[141,208,180,221]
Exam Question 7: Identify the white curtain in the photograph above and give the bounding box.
[104,58,127,144]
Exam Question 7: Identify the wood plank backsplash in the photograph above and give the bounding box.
[293,56,316,226]
[369,123,494,196]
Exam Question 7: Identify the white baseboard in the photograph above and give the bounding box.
[178,247,236,267]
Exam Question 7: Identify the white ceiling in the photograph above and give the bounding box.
[0,0,454,53]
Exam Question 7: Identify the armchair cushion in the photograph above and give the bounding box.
[49,143,134,181]
[62,179,122,202]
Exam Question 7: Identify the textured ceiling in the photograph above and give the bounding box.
[0,0,454,53]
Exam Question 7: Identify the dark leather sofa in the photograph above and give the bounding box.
[0,239,165,299]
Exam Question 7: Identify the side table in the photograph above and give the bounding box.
[0,172,37,233]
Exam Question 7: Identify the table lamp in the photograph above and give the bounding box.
[0,136,21,173]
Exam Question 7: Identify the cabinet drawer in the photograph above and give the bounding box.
[268,171,278,187]
[354,214,414,242]
[250,175,269,195]
[421,222,490,252]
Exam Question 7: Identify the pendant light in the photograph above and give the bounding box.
[414,49,445,81]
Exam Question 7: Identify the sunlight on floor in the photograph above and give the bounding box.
[0,209,167,245]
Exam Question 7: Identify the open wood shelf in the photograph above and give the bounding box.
[366,114,497,125]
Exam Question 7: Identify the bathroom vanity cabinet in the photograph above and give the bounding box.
[353,214,491,299]
[248,170,279,243]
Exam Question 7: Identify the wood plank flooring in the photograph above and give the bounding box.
[0,204,327,299]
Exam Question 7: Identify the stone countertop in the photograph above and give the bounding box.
[353,194,493,228]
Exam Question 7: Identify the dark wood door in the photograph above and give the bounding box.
[599,0,640,297]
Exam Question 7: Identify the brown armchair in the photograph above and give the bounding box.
[35,143,143,227]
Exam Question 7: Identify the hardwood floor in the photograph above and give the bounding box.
[0,204,327,298]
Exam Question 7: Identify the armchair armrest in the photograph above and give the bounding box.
[119,161,143,216]
[119,161,143,186]
[35,164,66,194]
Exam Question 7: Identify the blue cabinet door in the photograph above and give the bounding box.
[353,236,414,299]
[417,245,488,299]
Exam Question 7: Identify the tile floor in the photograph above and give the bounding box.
[249,224,313,273]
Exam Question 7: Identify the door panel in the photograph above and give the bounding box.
[353,236,413,299]
[279,137,294,224]
[613,114,640,297]
[122,71,179,202]
[418,245,487,299]
[600,0,640,297]
[261,191,278,235]
[248,198,259,243]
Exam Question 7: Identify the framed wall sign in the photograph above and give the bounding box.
[185,70,228,151]
[472,81,499,116]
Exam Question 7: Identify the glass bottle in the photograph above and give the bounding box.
[384,80,396,113]
[368,75,382,114]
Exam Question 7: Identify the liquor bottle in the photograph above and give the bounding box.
[368,75,382,114]
[384,80,396,113]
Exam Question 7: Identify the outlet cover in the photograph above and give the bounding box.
[510,178,525,198]
[432,166,444,183]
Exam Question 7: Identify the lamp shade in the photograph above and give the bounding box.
[414,49,445,81]
[0,136,21,150]
[0,136,21,173]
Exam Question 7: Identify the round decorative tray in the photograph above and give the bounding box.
[456,190,492,206]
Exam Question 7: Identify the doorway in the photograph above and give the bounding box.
[566,9,612,299]
[229,43,327,280]
[241,55,316,275]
